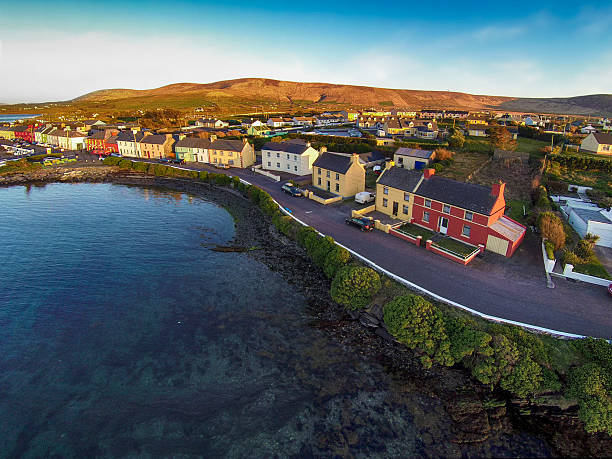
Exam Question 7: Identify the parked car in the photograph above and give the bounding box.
[159,158,171,164]
[345,216,374,231]
[170,158,185,164]
[281,183,302,197]
[608,283,612,297]
[355,191,375,204]
[214,163,230,169]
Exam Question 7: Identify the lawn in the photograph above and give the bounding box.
[546,161,612,194]
[506,199,531,224]
[396,223,435,240]
[516,137,550,157]
[432,237,479,257]
[365,170,379,188]
[572,259,612,280]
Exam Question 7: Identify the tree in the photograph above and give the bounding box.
[434,147,454,162]
[330,266,381,310]
[537,211,566,250]
[448,129,465,148]
[383,295,454,367]
[566,363,612,435]
[489,125,517,151]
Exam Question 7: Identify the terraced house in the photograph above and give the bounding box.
[139,134,175,159]
[312,152,365,198]
[0,126,15,140]
[208,139,255,168]
[375,166,525,257]
[174,137,212,163]
[261,139,319,176]
[117,131,147,157]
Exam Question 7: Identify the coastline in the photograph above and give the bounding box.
[2,166,611,455]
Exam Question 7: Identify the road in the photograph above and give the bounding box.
[141,160,612,338]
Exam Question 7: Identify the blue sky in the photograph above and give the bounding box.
[0,0,611,103]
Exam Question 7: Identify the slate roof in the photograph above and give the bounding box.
[573,208,611,224]
[116,131,146,142]
[358,150,386,163]
[88,131,106,140]
[593,132,612,144]
[262,139,311,155]
[415,176,498,215]
[141,134,170,145]
[12,125,29,132]
[175,137,212,149]
[377,167,422,193]
[395,147,434,159]
[105,135,119,144]
[210,139,246,152]
[312,152,354,174]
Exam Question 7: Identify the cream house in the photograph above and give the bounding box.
[262,139,319,175]
[394,147,436,170]
[312,152,365,198]
[581,132,612,155]
[209,139,255,168]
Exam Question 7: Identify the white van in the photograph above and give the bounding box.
[355,191,375,204]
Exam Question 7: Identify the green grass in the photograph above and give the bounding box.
[462,137,492,153]
[546,161,612,194]
[506,199,531,224]
[438,150,490,181]
[573,260,612,280]
[516,137,550,157]
[432,237,479,257]
[365,170,378,188]
[396,223,435,240]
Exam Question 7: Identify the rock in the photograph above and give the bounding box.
[359,312,380,328]
[374,327,396,343]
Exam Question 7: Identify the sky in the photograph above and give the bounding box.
[0,0,611,103]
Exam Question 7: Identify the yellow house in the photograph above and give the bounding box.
[0,126,15,140]
[375,164,423,221]
[467,114,488,125]
[581,132,612,155]
[209,138,255,168]
[312,152,365,198]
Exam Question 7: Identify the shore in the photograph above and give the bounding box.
[2,165,611,456]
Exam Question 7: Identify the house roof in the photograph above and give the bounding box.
[573,208,611,224]
[141,134,171,145]
[395,147,434,159]
[377,167,422,192]
[262,139,311,155]
[210,139,245,152]
[88,131,106,140]
[175,137,212,149]
[116,131,146,142]
[12,125,29,132]
[415,176,499,214]
[106,135,119,144]
[358,150,386,163]
[467,123,487,131]
[313,152,355,174]
[592,132,612,144]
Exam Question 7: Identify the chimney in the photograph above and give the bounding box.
[491,181,505,197]
[320,146,327,153]
[385,160,395,170]
[423,168,436,179]
[210,134,218,142]
[350,152,360,164]
[179,133,186,140]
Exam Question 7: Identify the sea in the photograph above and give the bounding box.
[0,114,41,124]
[0,183,552,457]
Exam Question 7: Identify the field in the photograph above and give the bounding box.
[438,151,490,181]
[462,136,549,157]
[546,160,612,193]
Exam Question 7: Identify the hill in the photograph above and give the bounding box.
[497,94,612,117]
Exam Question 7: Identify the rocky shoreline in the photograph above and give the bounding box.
[2,166,611,456]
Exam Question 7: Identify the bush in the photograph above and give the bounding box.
[383,295,454,368]
[330,265,381,311]
[323,245,351,279]
[132,161,149,173]
[544,240,555,260]
[434,147,454,161]
[432,163,445,173]
[538,211,566,250]
[310,236,336,268]
[448,129,465,148]
[297,226,318,248]
[102,156,122,166]
[534,186,551,209]
[566,363,612,435]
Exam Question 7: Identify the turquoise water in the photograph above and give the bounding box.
[0,183,551,457]
[0,114,40,124]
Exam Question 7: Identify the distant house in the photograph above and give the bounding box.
[292,116,316,127]
[467,123,488,137]
[315,114,344,126]
[13,125,35,143]
[0,126,15,140]
[105,134,119,154]
[356,150,387,168]
[209,139,255,168]
[85,131,107,154]
[444,110,469,119]
[174,137,212,163]
[312,152,365,197]
[506,125,518,140]
[267,118,289,128]
[261,139,319,175]
[394,147,435,170]
[580,124,597,134]
[57,130,86,150]
[196,118,229,128]
[247,125,271,136]
[523,116,541,127]
[466,114,488,125]
[34,125,53,144]
[556,196,612,247]
[420,109,445,119]
[83,119,106,131]
[581,132,612,155]
[140,134,175,159]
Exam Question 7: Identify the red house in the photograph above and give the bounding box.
[104,134,119,154]
[410,169,525,257]
[85,131,106,154]
[13,125,35,143]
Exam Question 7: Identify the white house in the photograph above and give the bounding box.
[292,116,315,127]
[554,195,612,247]
[581,132,612,155]
[117,131,146,157]
[57,130,87,150]
[267,118,290,128]
[580,124,597,134]
[261,139,320,176]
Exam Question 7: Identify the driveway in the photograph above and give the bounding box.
[159,162,612,338]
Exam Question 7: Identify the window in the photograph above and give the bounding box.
[404,192,410,201]
[228,152,233,157]
[287,164,290,170]
[294,166,297,171]
[335,183,340,192]
[443,204,450,214]
[318,168,321,175]
[277,163,280,168]
[383,198,388,207]
[423,211,430,223]
[326,170,330,178]
[267,152,270,157]
[287,154,290,159]
[402,205,409,215]
[276,152,280,158]
[335,173,339,180]
[425,199,431,208]
[383,187,389,195]
[318,177,321,185]
[462,225,471,237]
[465,211,473,221]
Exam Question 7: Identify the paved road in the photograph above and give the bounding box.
[146,161,612,338]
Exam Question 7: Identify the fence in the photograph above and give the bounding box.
[563,264,611,287]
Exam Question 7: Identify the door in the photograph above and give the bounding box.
[326,181,330,191]
[392,201,398,216]
[439,217,448,234]
[486,235,509,255]
[414,161,426,170]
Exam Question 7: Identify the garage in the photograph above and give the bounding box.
[486,235,509,256]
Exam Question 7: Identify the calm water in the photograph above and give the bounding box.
[0,114,40,124]
[0,183,551,457]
